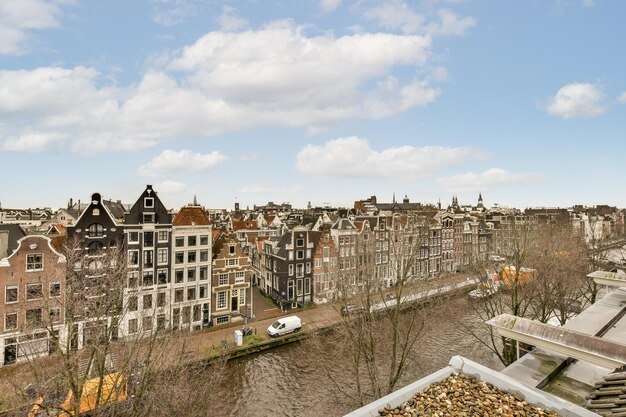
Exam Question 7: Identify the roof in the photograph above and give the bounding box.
[345,356,594,417]
[173,206,211,226]
[102,199,127,220]
[232,220,258,231]
[0,224,26,257]
[586,371,626,416]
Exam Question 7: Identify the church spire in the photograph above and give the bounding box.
[193,194,198,206]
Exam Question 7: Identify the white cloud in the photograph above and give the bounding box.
[363,1,474,37]
[151,0,197,27]
[295,137,488,179]
[0,0,72,55]
[319,0,341,13]
[617,92,626,104]
[0,22,442,152]
[437,168,545,192]
[155,180,188,194]
[363,1,424,34]
[427,9,476,37]
[544,82,606,119]
[216,6,248,32]
[138,149,228,177]
[239,152,259,161]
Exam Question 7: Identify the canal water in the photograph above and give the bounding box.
[209,295,502,416]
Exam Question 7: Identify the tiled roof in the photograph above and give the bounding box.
[232,220,257,230]
[586,372,626,416]
[0,224,26,257]
[173,206,211,226]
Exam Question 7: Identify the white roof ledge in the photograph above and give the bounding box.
[587,270,626,288]
[487,313,626,370]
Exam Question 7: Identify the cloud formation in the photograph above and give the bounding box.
[151,0,198,27]
[217,5,248,31]
[436,168,545,192]
[319,0,341,13]
[0,21,441,153]
[138,149,228,177]
[296,137,488,179]
[544,82,606,119]
[0,0,70,55]
[617,92,626,104]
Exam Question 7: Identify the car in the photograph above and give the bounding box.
[267,316,302,338]
[468,285,499,299]
[340,304,365,316]
[489,255,506,262]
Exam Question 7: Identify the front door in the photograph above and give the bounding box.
[231,295,238,312]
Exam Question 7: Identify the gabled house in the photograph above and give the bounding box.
[122,185,172,337]
[211,232,251,326]
[0,235,66,366]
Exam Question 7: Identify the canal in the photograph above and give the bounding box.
[207,294,503,416]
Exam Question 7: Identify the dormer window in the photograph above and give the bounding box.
[144,197,154,209]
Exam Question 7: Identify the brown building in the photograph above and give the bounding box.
[211,232,252,326]
[0,235,66,366]
[312,229,338,303]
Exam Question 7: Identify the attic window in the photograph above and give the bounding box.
[296,238,304,247]
[144,197,154,208]
[93,208,100,216]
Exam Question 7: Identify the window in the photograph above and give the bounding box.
[87,224,103,237]
[235,271,245,284]
[142,271,153,286]
[216,316,229,324]
[217,291,227,309]
[175,269,184,284]
[175,289,183,303]
[26,254,43,271]
[229,245,236,255]
[315,259,321,267]
[143,250,153,268]
[187,287,196,301]
[199,266,208,280]
[187,251,196,263]
[200,235,209,245]
[128,250,139,267]
[157,315,166,331]
[158,231,168,242]
[49,308,61,323]
[143,213,154,223]
[200,250,209,262]
[143,316,152,332]
[199,285,208,299]
[92,208,100,216]
[143,232,154,247]
[144,197,154,208]
[227,258,238,266]
[175,237,184,247]
[305,278,311,295]
[5,313,17,330]
[157,248,168,265]
[26,284,43,300]
[26,308,42,326]
[296,264,304,278]
[143,294,153,309]
[296,238,304,247]
[175,251,184,264]
[296,250,304,260]
[297,279,303,296]
[188,236,197,246]
[157,269,167,285]
[5,286,18,303]
[182,307,191,324]
[239,290,246,306]
[187,268,196,282]
[219,274,229,286]
[128,295,138,311]
[128,319,138,334]
[128,272,138,288]
[50,282,61,297]
[193,305,201,322]
[128,232,139,243]
[157,292,166,307]
[288,264,294,276]
[306,263,311,274]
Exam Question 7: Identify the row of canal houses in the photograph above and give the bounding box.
[0,185,251,367]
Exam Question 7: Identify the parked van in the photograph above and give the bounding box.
[267,316,302,338]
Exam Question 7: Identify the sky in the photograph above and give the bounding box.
[1,0,625,211]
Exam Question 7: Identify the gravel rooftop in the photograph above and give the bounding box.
[378,373,562,417]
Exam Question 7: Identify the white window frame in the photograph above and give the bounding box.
[158,230,168,242]
[157,248,168,265]
[219,274,229,286]
[144,197,154,208]
[26,254,43,271]
[26,283,43,301]
[235,271,245,284]
[128,250,139,267]
[217,291,227,310]
[128,231,139,244]
[5,285,18,304]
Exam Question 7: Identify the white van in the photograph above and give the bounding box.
[267,316,302,338]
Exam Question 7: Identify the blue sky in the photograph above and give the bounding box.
[1,0,625,211]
